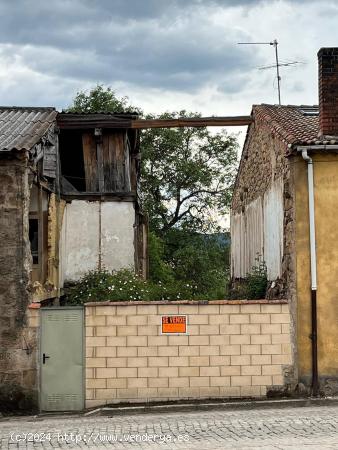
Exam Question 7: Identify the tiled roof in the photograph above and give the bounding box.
[0,107,57,152]
[252,104,337,147]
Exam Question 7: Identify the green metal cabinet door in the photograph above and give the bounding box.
[40,307,84,411]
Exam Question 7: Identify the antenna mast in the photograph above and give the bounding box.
[238,39,282,105]
[273,39,281,105]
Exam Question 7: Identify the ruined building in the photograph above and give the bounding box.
[0,108,147,407]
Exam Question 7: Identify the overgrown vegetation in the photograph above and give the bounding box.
[228,258,268,300]
[65,268,200,303]
[148,230,229,300]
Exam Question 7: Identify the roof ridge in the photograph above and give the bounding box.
[0,106,56,111]
[255,103,318,109]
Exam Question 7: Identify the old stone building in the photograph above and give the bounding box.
[0,108,147,408]
[231,48,338,395]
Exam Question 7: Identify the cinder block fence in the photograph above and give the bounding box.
[85,300,293,409]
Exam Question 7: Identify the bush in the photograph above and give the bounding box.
[65,269,150,304]
[228,258,267,300]
[64,268,200,304]
[245,259,267,299]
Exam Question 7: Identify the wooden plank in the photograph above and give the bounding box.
[128,135,137,192]
[124,131,131,192]
[131,116,253,129]
[42,145,57,178]
[38,186,44,282]
[102,132,126,192]
[97,138,104,192]
[114,133,126,191]
[82,133,98,192]
[102,133,113,192]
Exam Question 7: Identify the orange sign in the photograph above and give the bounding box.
[161,315,187,334]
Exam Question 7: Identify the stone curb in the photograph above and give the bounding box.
[84,396,338,417]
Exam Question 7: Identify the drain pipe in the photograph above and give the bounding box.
[299,148,319,396]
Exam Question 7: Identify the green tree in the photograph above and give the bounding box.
[141,111,238,234]
[66,84,141,114]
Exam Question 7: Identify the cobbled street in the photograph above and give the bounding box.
[0,404,338,449]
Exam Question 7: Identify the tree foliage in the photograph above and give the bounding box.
[148,229,230,299]
[66,84,141,114]
[141,111,238,234]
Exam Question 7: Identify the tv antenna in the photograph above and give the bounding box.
[237,39,303,105]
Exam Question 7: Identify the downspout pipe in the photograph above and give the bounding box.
[298,148,319,396]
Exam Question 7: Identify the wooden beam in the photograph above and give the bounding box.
[131,116,253,129]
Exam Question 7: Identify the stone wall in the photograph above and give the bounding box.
[231,116,289,214]
[0,157,38,410]
[85,301,294,408]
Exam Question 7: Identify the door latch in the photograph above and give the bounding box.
[42,353,50,364]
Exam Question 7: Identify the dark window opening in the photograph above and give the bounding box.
[59,130,86,191]
[29,218,39,265]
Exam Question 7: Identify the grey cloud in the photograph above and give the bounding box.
[0,0,319,108]
[0,5,260,93]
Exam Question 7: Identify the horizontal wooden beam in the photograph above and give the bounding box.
[131,116,253,129]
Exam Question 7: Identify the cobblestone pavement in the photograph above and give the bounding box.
[0,404,338,449]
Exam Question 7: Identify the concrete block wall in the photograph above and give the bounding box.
[85,300,293,408]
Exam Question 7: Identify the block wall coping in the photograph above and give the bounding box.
[84,299,288,307]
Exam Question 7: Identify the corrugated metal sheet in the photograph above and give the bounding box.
[0,107,57,152]
[263,178,284,280]
[231,178,284,281]
[231,197,264,279]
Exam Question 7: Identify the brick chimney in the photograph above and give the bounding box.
[318,47,338,136]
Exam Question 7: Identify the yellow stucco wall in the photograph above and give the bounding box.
[32,193,66,302]
[295,153,338,378]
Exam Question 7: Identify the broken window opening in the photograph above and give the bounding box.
[29,184,49,283]
[29,218,39,265]
[59,130,86,192]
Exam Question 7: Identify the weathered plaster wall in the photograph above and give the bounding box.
[101,202,135,270]
[30,189,65,302]
[85,301,293,408]
[0,158,38,409]
[46,194,65,297]
[60,200,135,283]
[60,200,100,283]
[295,153,338,393]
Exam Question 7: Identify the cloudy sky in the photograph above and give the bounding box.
[0,0,336,121]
